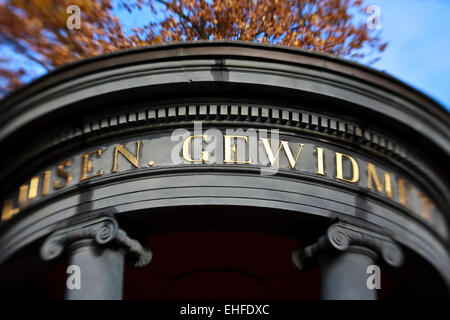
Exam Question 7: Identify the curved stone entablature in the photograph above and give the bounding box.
[0,113,447,234]
[0,41,448,291]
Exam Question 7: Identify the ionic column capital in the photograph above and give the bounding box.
[40,215,152,268]
[292,221,404,271]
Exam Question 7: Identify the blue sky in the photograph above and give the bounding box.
[112,0,450,111]
[367,0,450,110]
[1,0,449,110]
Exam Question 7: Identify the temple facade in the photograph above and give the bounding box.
[0,41,448,299]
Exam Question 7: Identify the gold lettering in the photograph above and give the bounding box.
[182,135,210,162]
[417,191,434,221]
[397,178,412,208]
[1,199,19,221]
[28,176,39,199]
[367,163,393,199]
[80,150,104,181]
[41,170,51,196]
[260,138,303,168]
[335,152,359,183]
[224,135,252,164]
[316,147,325,175]
[112,141,141,172]
[54,160,73,189]
[28,177,39,199]
[18,184,28,207]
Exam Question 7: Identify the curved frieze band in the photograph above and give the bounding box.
[18,103,445,201]
[1,126,446,235]
[1,103,448,222]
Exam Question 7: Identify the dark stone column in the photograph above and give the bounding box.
[319,246,378,300]
[292,221,403,300]
[65,240,125,300]
[40,216,152,300]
